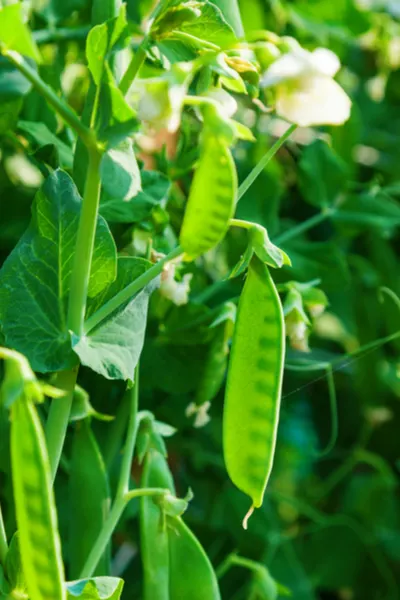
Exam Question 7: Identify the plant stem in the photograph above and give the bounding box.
[33,26,90,44]
[237,124,297,202]
[274,208,334,245]
[119,39,148,96]
[0,502,8,565]
[67,149,103,337]
[1,49,96,150]
[116,366,140,499]
[84,246,184,334]
[230,218,254,230]
[45,368,78,482]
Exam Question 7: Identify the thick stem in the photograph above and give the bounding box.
[0,502,8,565]
[1,49,96,150]
[67,149,103,337]
[119,40,148,96]
[237,124,297,202]
[45,368,78,482]
[84,246,184,334]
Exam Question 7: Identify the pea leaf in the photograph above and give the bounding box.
[333,191,400,233]
[0,56,31,132]
[100,170,171,223]
[39,0,88,25]
[18,121,73,169]
[100,139,141,206]
[0,170,117,373]
[73,258,154,381]
[0,3,41,62]
[298,140,349,209]
[209,0,244,38]
[69,421,111,578]
[66,577,124,600]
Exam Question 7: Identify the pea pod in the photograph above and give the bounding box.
[140,450,173,600]
[11,395,65,600]
[69,419,111,578]
[140,450,221,599]
[180,135,237,260]
[168,518,221,600]
[223,256,285,516]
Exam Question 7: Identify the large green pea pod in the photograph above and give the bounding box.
[210,0,244,38]
[223,256,285,519]
[180,135,237,260]
[168,518,221,600]
[11,395,65,600]
[140,450,173,600]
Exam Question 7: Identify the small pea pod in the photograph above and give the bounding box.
[168,518,221,600]
[69,419,111,578]
[180,135,237,260]
[223,256,285,517]
[11,395,65,600]
[140,450,173,600]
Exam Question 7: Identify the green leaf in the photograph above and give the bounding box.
[66,577,124,600]
[0,565,10,597]
[209,0,244,38]
[100,139,141,205]
[18,120,73,169]
[100,170,171,223]
[0,3,41,62]
[39,0,88,25]
[96,66,137,145]
[298,140,349,209]
[333,191,400,233]
[73,257,153,380]
[155,1,237,48]
[86,6,129,86]
[0,170,117,373]
[0,56,32,101]
[69,421,111,578]
[0,97,22,134]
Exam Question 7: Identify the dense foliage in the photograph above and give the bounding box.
[0,1,400,599]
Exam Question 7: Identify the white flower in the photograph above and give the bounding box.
[307,303,326,318]
[185,402,211,428]
[261,47,351,127]
[285,317,310,353]
[160,263,192,306]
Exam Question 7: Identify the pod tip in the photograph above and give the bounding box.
[242,504,255,530]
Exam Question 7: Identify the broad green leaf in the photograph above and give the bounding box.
[298,140,349,209]
[18,121,73,169]
[69,421,111,578]
[0,3,41,62]
[100,139,141,205]
[100,169,170,223]
[66,577,124,600]
[73,258,153,380]
[0,170,117,373]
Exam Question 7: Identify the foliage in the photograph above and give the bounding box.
[0,0,399,599]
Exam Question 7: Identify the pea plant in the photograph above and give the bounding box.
[1,0,400,599]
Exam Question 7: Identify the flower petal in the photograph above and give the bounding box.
[276,75,352,127]
[261,49,311,87]
[311,48,341,77]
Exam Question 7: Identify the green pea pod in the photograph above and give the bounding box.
[168,517,221,600]
[140,450,174,600]
[11,395,65,600]
[69,420,111,578]
[180,135,237,260]
[223,256,285,516]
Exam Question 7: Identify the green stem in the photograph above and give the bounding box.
[84,246,184,334]
[230,218,254,230]
[1,49,96,150]
[237,124,297,202]
[45,368,78,482]
[116,366,140,499]
[0,502,8,565]
[119,39,148,96]
[79,486,168,578]
[67,149,103,337]
[274,209,334,245]
[33,26,90,44]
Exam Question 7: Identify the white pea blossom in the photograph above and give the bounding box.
[159,263,192,306]
[307,303,326,318]
[261,47,351,127]
[185,402,211,428]
[285,317,310,353]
